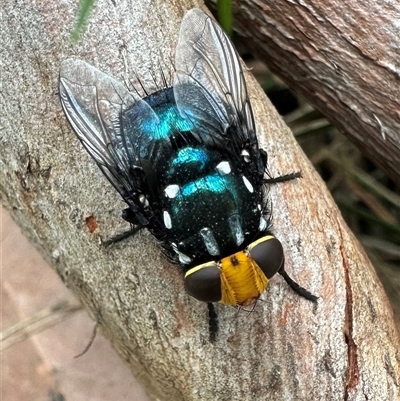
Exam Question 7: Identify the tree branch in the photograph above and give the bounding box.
[1,1,399,400]
[208,0,400,184]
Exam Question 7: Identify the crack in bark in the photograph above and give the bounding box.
[338,226,359,399]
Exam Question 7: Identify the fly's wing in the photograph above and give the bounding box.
[59,59,159,225]
[174,8,264,177]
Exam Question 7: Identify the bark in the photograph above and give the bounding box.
[206,0,400,185]
[1,1,399,401]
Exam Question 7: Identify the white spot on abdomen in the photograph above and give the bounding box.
[242,176,254,193]
[163,211,172,229]
[216,161,231,175]
[172,243,192,264]
[259,217,267,231]
[165,184,180,198]
[229,215,244,246]
[200,228,220,256]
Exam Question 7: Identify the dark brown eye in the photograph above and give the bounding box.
[248,236,284,279]
[184,262,222,302]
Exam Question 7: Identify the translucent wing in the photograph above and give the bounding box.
[174,9,264,176]
[59,59,159,225]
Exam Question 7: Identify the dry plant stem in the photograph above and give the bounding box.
[214,0,400,184]
[1,299,82,351]
[1,1,399,401]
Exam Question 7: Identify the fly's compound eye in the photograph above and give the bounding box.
[247,236,284,279]
[184,262,221,303]
[184,237,284,304]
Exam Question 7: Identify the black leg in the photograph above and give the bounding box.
[279,267,318,303]
[208,303,218,342]
[263,171,302,184]
[103,225,143,247]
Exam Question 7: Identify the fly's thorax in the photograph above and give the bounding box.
[184,235,284,305]
[122,88,194,161]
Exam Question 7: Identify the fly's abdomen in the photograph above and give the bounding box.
[160,145,262,262]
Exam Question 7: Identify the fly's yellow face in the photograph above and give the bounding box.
[184,236,284,306]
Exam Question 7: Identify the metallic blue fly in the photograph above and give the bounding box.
[59,8,317,341]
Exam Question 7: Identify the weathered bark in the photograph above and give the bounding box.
[1,1,399,401]
[206,0,400,184]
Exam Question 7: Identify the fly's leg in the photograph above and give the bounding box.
[260,149,301,184]
[208,303,218,343]
[264,172,302,184]
[279,266,318,302]
[103,208,144,247]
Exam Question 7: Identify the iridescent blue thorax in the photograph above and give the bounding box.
[122,88,195,161]
[142,103,193,140]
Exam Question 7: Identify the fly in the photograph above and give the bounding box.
[59,8,317,341]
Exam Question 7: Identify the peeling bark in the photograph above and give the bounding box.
[1,1,399,401]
